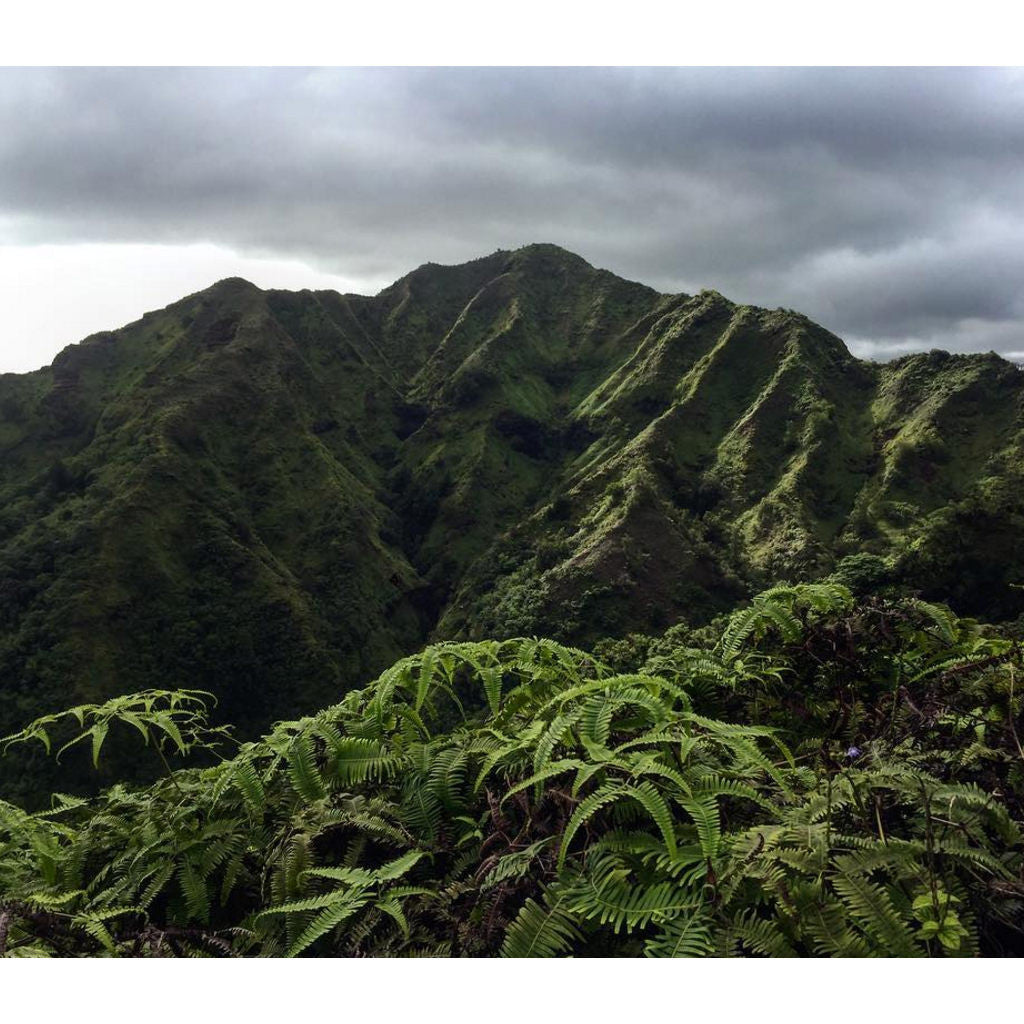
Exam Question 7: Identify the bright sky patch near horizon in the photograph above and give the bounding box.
[0,243,373,373]
[2,66,1024,372]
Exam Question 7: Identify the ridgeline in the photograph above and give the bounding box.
[2,244,1023,798]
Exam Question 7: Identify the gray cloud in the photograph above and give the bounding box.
[2,67,1023,358]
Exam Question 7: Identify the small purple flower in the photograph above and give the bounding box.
[846,746,862,760]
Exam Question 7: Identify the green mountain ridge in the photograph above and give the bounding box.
[2,243,1023,791]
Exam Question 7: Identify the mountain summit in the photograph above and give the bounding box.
[2,244,1023,786]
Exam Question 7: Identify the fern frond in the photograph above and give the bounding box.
[831,870,921,956]
[644,909,715,957]
[286,735,326,802]
[500,885,581,958]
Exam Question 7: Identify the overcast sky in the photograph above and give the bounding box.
[2,66,1024,372]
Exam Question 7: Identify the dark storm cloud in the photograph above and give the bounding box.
[2,66,1023,358]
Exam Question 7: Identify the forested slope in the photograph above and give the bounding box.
[2,244,1023,799]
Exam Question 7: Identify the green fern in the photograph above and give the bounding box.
[500,885,582,958]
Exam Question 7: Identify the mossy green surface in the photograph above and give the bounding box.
[2,244,1023,799]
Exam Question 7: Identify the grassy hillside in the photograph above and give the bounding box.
[2,244,1023,801]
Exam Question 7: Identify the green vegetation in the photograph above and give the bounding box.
[1,584,1022,956]
[1,245,1022,804]
[1,246,1023,955]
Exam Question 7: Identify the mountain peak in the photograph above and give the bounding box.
[509,242,593,265]
[199,276,264,302]
[2,244,1023,790]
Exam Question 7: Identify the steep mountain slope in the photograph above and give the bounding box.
[2,243,1023,789]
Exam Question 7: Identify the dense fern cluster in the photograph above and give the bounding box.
[1,584,1022,956]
